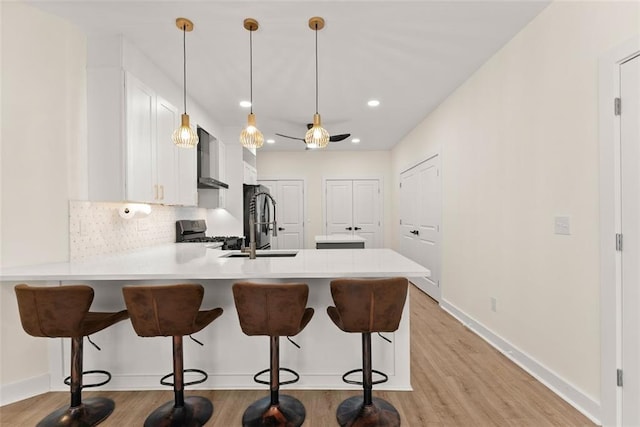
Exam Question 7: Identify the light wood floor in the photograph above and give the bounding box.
[1,285,594,426]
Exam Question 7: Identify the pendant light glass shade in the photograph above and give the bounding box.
[240,113,264,149]
[305,113,329,149]
[172,18,198,148]
[305,17,329,149]
[172,113,199,148]
[240,18,263,149]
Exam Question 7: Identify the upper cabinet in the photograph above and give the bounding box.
[87,37,197,206]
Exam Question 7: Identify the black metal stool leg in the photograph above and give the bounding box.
[37,337,115,427]
[144,336,213,427]
[336,333,401,427]
[242,336,306,427]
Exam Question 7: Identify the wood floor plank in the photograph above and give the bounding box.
[0,285,595,426]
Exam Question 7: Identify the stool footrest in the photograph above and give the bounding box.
[253,367,300,386]
[63,369,111,389]
[341,368,389,386]
[160,368,208,388]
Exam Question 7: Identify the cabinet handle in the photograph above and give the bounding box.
[354,227,362,231]
[345,227,353,231]
[410,230,420,235]
[278,227,285,231]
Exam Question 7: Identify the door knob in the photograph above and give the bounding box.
[278,227,285,231]
[345,227,353,231]
[354,227,362,231]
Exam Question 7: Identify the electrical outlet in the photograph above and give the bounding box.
[490,297,497,312]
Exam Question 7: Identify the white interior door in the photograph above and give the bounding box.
[326,180,354,235]
[325,179,382,248]
[259,180,305,249]
[400,168,418,261]
[399,155,441,300]
[416,159,441,291]
[353,180,381,248]
[621,53,640,427]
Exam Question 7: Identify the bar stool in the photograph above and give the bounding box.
[327,277,409,427]
[14,284,129,427]
[122,284,223,427]
[232,282,314,427]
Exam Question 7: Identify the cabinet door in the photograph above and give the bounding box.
[243,162,257,185]
[155,97,179,203]
[125,72,155,202]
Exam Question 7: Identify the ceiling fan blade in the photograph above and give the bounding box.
[275,133,305,142]
[329,133,351,142]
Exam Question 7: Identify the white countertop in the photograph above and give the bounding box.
[0,244,430,281]
[315,234,367,243]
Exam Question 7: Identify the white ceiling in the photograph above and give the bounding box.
[29,0,549,152]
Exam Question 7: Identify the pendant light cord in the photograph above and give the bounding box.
[250,28,253,114]
[314,22,319,114]
[182,24,187,114]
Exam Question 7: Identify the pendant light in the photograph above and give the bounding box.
[239,18,264,149]
[305,16,330,149]
[172,18,199,148]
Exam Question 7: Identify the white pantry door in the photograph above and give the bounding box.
[258,180,305,249]
[325,179,382,248]
[621,53,640,427]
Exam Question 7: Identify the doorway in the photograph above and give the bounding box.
[258,179,305,249]
[399,154,441,300]
[323,179,383,248]
[599,38,640,427]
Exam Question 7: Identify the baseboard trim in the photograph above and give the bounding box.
[440,299,601,426]
[0,373,49,406]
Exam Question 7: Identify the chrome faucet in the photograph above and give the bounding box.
[245,192,277,259]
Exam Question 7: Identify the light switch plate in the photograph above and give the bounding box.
[554,216,571,235]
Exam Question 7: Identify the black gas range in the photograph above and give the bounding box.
[175,220,244,250]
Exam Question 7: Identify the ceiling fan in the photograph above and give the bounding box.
[276,123,351,144]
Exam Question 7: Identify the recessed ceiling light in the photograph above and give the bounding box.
[367,100,380,107]
[266,139,275,144]
[239,100,252,108]
[351,138,361,144]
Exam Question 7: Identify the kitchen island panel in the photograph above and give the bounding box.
[55,278,410,391]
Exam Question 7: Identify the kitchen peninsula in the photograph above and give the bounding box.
[1,246,429,392]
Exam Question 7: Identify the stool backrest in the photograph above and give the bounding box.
[233,282,310,336]
[329,277,408,333]
[14,284,94,338]
[122,284,205,337]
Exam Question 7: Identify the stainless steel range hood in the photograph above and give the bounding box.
[198,176,229,189]
[197,126,229,190]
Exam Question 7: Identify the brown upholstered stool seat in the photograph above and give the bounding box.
[233,282,314,427]
[327,277,409,427]
[122,284,223,427]
[14,284,129,427]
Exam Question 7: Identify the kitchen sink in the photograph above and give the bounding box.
[220,251,298,258]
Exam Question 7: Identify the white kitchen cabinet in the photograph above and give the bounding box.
[243,161,258,185]
[88,68,197,205]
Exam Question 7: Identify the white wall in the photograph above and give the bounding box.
[391,0,639,408]
[1,1,86,392]
[257,150,392,249]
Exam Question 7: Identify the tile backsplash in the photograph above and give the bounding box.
[69,200,206,260]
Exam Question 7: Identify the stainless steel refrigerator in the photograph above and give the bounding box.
[243,184,271,250]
